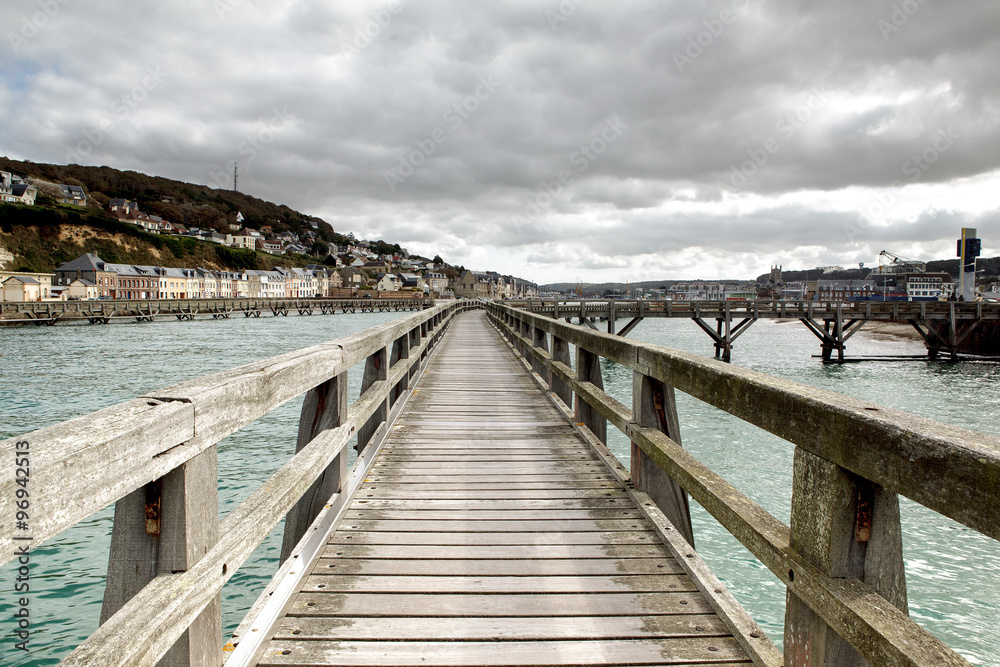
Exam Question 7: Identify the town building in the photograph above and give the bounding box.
[68,279,99,300]
[58,185,87,206]
[812,279,878,301]
[53,253,120,298]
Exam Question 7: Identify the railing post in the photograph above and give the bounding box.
[390,333,411,405]
[101,446,221,667]
[358,346,388,452]
[550,334,573,407]
[575,347,607,443]
[281,372,349,561]
[784,448,907,666]
[409,325,422,379]
[531,323,548,377]
[631,373,694,546]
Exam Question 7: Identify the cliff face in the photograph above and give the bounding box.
[0,241,13,269]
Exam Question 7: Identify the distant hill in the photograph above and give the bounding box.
[755,258,1000,284]
[0,157,429,274]
[0,157,339,244]
[542,279,746,295]
[540,256,1000,296]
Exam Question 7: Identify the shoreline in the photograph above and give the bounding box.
[772,317,923,343]
[856,321,923,342]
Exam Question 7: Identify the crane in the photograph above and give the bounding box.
[877,250,926,274]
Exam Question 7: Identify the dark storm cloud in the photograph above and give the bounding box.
[1,0,997,280]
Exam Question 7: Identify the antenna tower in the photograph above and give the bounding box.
[233,163,238,193]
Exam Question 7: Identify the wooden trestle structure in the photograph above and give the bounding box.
[2,302,997,667]
[508,298,1000,362]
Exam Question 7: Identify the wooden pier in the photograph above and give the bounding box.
[243,312,767,666]
[0,296,432,326]
[2,302,998,667]
[508,298,1000,362]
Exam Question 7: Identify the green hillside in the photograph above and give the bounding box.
[0,157,337,242]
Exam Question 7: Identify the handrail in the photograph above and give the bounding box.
[0,299,477,666]
[487,302,999,667]
[505,298,999,319]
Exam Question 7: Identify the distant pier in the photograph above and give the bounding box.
[507,298,1000,362]
[0,296,434,326]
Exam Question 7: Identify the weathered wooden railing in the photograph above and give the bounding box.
[487,302,1000,667]
[0,300,476,666]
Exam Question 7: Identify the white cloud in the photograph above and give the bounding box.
[1,0,998,284]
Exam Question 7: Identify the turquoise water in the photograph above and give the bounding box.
[1,312,997,665]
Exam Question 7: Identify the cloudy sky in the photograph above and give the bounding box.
[2,0,998,283]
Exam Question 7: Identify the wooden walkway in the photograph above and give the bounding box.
[257,311,752,666]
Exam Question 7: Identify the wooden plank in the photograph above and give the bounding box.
[347,497,636,510]
[343,509,645,520]
[375,454,594,462]
[358,481,621,490]
[314,558,682,576]
[339,519,658,532]
[286,592,716,616]
[321,543,674,560]
[272,614,730,640]
[299,574,697,593]
[371,461,605,473]
[326,531,659,546]
[355,488,631,499]
[380,439,587,447]
[258,638,749,666]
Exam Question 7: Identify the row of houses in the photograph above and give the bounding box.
[1,254,534,303]
[48,253,426,300]
[453,270,539,299]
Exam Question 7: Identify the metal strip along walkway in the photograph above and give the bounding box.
[256,310,753,666]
